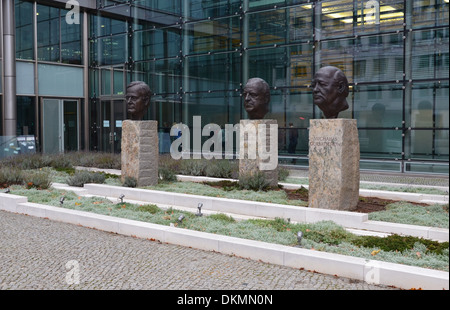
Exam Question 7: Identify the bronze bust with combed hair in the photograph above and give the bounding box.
[243,78,271,120]
[126,81,152,121]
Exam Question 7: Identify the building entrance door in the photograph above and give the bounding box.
[42,99,80,154]
[100,99,126,153]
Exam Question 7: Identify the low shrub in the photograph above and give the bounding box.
[158,166,177,182]
[208,213,236,223]
[49,154,74,170]
[122,176,137,188]
[138,204,160,214]
[76,152,121,169]
[238,171,272,191]
[179,159,208,176]
[278,167,290,181]
[204,160,238,179]
[67,171,106,187]
[353,234,449,255]
[23,170,52,190]
[0,166,24,187]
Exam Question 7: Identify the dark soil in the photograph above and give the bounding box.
[284,187,430,214]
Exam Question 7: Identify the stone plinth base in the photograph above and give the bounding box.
[121,120,159,187]
[308,119,360,211]
[239,119,278,188]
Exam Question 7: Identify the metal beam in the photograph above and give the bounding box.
[2,0,17,136]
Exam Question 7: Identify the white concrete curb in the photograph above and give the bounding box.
[80,183,449,242]
[0,192,448,290]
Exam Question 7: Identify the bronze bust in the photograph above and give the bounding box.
[126,81,152,121]
[311,66,349,119]
[243,78,271,120]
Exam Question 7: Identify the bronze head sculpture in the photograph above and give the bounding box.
[311,66,349,119]
[243,78,271,120]
[126,81,152,121]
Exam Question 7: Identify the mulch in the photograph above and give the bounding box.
[284,188,430,214]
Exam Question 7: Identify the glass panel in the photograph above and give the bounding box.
[113,100,125,153]
[15,0,34,60]
[360,160,401,172]
[113,69,125,95]
[42,99,63,154]
[101,69,111,95]
[101,100,112,153]
[405,162,449,174]
[354,84,404,128]
[184,91,233,126]
[290,44,314,87]
[411,28,449,80]
[265,88,284,124]
[318,0,404,40]
[16,62,35,95]
[185,16,241,55]
[89,69,99,97]
[64,100,79,152]
[249,0,286,11]
[408,81,449,129]
[37,5,60,62]
[435,130,450,160]
[61,9,83,64]
[187,52,241,92]
[134,0,181,15]
[94,35,127,66]
[289,4,314,43]
[135,59,182,95]
[91,15,127,37]
[17,97,36,136]
[412,0,449,29]
[185,0,240,20]
[133,27,181,61]
[248,9,288,47]
[248,45,313,88]
[317,38,355,83]
[38,64,84,97]
[406,81,449,161]
[359,129,403,159]
[436,82,449,129]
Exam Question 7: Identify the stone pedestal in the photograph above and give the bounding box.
[239,119,278,188]
[308,119,360,211]
[121,120,159,187]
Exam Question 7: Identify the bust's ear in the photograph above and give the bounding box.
[337,81,346,94]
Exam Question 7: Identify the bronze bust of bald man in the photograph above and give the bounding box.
[243,78,271,120]
[126,81,152,121]
[311,66,350,119]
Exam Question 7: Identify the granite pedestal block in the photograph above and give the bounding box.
[121,120,159,187]
[239,119,279,188]
[308,119,360,211]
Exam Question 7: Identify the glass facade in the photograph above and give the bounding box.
[2,0,449,174]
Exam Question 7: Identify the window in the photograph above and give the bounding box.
[37,4,82,64]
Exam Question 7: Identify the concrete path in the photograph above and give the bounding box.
[0,210,397,290]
